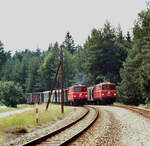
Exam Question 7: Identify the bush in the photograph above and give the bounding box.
[0,81,25,107]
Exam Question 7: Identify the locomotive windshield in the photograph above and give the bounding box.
[74,87,80,92]
[102,85,108,90]
[81,87,87,92]
[110,85,116,90]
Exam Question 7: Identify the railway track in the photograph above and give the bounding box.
[22,106,99,146]
[113,105,150,119]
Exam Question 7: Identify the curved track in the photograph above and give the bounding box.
[22,106,99,146]
[113,105,150,119]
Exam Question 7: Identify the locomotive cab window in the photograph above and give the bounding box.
[81,87,87,92]
[74,87,80,92]
[102,85,108,90]
[99,86,102,90]
[110,85,116,90]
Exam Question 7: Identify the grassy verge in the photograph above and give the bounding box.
[0,103,72,142]
[113,102,126,106]
[138,104,150,109]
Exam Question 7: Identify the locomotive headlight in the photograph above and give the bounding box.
[102,93,104,96]
[114,93,116,96]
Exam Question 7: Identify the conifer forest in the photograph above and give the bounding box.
[0,5,150,107]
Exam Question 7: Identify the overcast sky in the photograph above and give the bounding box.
[0,0,147,54]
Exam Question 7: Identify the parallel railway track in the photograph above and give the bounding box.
[22,106,99,146]
[113,105,150,119]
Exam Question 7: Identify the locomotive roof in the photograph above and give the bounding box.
[97,82,116,85]
[68,84,87,88]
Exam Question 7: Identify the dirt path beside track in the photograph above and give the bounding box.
[0,108,32,118]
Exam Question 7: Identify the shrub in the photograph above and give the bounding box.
[0,81,25,107]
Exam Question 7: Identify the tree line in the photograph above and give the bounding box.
[0,5,150,107]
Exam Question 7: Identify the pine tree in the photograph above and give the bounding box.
[118,6,150,105]
[63,32,76,55]
[40,42,60,90]
[83,22,128,85]
[0,41,10,80]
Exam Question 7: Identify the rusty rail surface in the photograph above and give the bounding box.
[60,106,99,146]
[113,105,150,119]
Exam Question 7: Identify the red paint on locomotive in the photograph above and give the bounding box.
[67,85,88,101]
[93,82,116,101]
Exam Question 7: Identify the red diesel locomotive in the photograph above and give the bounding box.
[26,82,116,105]
[67,85,88,105]
[89,82,116,104]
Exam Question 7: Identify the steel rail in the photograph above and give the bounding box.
[113,105,150,119]
[60,106,99,146]
[22,106,89,146]
[22,106,99,146]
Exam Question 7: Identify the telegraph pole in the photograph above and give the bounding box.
[45,61,61,111]
[46,45,64,113]
[60,46,64,113]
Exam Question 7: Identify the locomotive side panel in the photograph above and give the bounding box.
[67,85,88,105]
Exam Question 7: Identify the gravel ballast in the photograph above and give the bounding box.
[2,105,150,146]
[102,106,150,146]
[69,106,150,146]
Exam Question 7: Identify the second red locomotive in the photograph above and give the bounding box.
[67,85,88,105]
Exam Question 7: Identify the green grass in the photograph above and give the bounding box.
[113,102,126,106]
[0,104,72,135]
[138,104,150,109]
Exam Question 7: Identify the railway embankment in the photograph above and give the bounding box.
[0,104,72,145]
[1,105,150,146]
[4,106,84,146]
